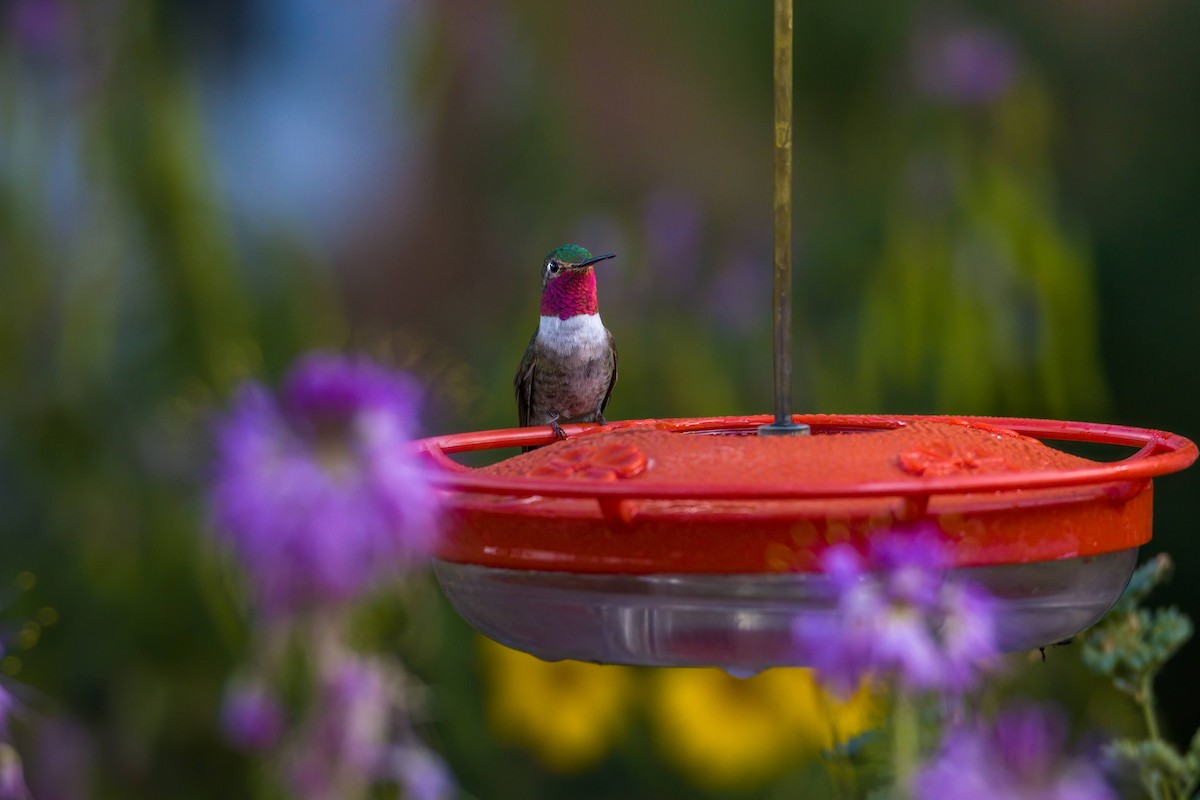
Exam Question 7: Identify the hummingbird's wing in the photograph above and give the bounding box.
[514,328,539,428]
[600,328,618,415]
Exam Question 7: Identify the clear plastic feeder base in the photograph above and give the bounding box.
[434,548,1138,669]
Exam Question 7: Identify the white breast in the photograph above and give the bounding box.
[537,314,609,356]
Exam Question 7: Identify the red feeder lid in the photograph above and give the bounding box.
[417,415,1196,574]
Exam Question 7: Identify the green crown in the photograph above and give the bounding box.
[545,244,593,264]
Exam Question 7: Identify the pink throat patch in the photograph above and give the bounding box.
[540,268,598,319]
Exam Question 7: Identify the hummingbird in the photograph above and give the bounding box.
[514,244,618,448]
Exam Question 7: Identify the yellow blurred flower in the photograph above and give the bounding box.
[649,667,878,789]
[479,637,637,773]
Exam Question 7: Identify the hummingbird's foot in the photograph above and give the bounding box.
[595,412,608,426]
[549,419,567,441]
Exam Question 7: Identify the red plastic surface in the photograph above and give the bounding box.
[415,415,1196,574]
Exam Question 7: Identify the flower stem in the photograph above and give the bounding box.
[1139,674,1176,800]
[1139,673,1162,742]
[892,689,919,800]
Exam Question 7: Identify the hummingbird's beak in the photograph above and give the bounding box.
[574,253,616,269]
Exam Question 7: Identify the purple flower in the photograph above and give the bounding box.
[642,188,704,291]
[913,23,1018,106]
[795,529,998,694]
[286,656,396,798]
[221,681,285,752]
[0,685,14,739]
[393,746,455,800]
[914,706,1117,800]
[0,744,28,800]
[705,248,769,335]
[0,688,28,800]
[210,353,439,617]
[284,654,455,799]
[27,718,93,800]
[7,0,65,54]
[321,658,391,773]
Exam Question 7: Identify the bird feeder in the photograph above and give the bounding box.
[414,1,1196,669]
[418,416,1194,670]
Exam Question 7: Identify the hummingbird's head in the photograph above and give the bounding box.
[539,244,617,319]
[541,244,616,288]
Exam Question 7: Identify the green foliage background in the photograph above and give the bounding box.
[1,0,1198,796]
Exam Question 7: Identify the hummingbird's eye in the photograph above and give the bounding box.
[548,262,560,273]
